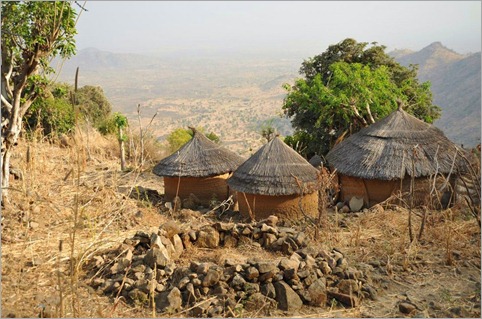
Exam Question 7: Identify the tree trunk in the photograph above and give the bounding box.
[137,104,144,168]
[1,148,11,204]
[1,94,24,204]
[118,126,126,171]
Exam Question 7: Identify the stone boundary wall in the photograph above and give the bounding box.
[86,217,376,316]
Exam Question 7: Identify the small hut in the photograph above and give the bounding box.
[153,128,244,206]
[227,137,319,221]
[325,103,468,208]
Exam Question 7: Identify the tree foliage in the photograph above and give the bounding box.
[166,127,220,153]
[1,1,77,199]
[259,119,277,143]
[282,38,441,157]
[24,83,113,137]
[24,83,74,136]
[74,85,112,127]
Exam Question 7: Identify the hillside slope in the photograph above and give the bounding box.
[391,42,481,147]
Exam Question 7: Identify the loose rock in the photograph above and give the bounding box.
[155,287,182,313]
[196,226,220,248]
[274,281,303,311]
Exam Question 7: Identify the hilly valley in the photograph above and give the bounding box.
[55,43,481,156]
[391,42,481,147]
[55,49,299,156]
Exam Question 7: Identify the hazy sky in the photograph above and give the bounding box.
[74,1,481,56]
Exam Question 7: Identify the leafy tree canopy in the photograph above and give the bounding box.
[24,83,113,136]
[2,1,78,199]
[282,38,441,157]
[24,83,74,136]
[74,85,112,127]
[167,127,220,153]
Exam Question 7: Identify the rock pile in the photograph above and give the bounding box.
[86,218,376,316]
[185,215,310,255]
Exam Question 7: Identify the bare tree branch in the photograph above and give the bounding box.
[3,54,15,97]
[291,173,317,225]
[1,94,13,112]
[1,118,9,128]
[343,100,368,127]
[441,148,458,190]
[365,101,375,124]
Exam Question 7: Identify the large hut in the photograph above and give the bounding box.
[227,136,319,221]
[326,103,468,208]
[153,128,244,206]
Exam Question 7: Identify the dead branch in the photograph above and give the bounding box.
[441,148,459,190]
[350,99,368,127]
[1,94,13,112]
[291,173,317,225]
[430,145,441,195]
[365,101,375,124]
[204,195,234,218]
[408,146,417,242]
[241,192,255,222]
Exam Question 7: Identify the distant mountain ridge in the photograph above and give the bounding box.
[55,47,163,73]
[390,42,481,147]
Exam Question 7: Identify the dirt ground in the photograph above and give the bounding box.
[1,135,480,318]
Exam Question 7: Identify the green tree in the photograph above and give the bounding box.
[24,83,75,136]
[166,127,220,152]
[205,131,220,144]
[74,85,112,127]
[24,83,114,137]
[1,1,77,201]
[113,112,128,171]
[283,38,441,157]
[259,119,276,143]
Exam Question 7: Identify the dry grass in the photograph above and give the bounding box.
[1,125,480,318]
[1,125,167,318]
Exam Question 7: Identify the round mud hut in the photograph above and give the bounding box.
[325,103,468,208]
[227,136,319,221]
[153,128,244,207]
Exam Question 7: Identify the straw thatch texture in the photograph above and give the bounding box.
[228,137,319,196]
[153,129,244,178]
[326,107,467,180]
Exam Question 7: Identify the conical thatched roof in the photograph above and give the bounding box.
[326,105,467,180]
[153,128,244,177]
[227,137,319,196]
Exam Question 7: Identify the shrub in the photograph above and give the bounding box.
[166,127,220,152]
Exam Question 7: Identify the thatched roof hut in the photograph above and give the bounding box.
[326,104,468,208]
[153,128,244,178]
[228,137,319,220]
[153,128,244,206]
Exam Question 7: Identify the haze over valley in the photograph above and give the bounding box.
[56,42,481,155]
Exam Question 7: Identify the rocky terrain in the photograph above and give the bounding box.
[85,217,376,317]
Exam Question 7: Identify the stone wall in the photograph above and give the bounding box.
[85,217,376,316]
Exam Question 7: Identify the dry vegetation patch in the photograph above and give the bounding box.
[1,134,480,318]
